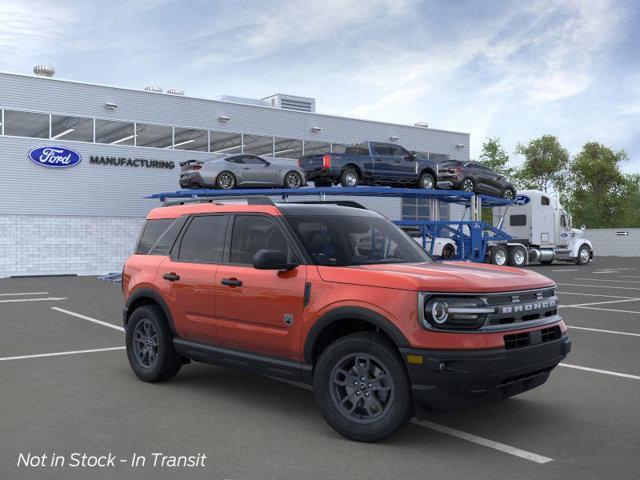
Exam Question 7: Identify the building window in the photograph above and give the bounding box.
[3,110,49,139]
[401,199,450,222]
[243,134,274,156]
[303,140,330,156]
[135,123,173,148]
[95,119,135,145]
[173,127,208,151]
[50,114,94,142]
[210,131,242,154]
[273,137,303,159]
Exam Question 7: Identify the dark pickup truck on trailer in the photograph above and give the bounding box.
[298,142,439,189]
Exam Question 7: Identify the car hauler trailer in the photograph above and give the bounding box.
[149,186,515,264]
[489,189,593,266]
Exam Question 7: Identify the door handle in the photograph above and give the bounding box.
[242,167,250,170]
[221,278,243,287]
[163,272,180,281]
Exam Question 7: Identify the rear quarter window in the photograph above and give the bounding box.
[136,217,187,255]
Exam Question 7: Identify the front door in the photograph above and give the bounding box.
[214,214,307,360]
[155,214,229,344]
[241,155,279,185]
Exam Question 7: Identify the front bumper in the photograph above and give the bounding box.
[400,335,571,412]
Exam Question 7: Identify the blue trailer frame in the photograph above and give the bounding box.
[148,186,513,263]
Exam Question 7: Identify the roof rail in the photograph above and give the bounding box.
[280,200,367,209]
[161,195,275,207]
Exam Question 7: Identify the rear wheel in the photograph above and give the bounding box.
[216,171,236,190]
[441,243,455,259]
[126,305,181,383]
[502,188,516,200]
[313,332,413,442]
[507,246,526,267]
[489,245,508,266]
[341,168,359,187]
[284,171,303,189]
[419,172,435,190]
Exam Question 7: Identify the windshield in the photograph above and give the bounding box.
[285,214,433,266]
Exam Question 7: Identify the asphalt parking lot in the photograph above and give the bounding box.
[1,257,639,480]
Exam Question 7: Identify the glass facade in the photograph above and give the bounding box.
[402,198,450,222]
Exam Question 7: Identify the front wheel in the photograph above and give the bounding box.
[313,332,413,442]
[284,171,303,189]
[576,245,591,265]
[126,305,181,383]
[502,188,516,200]
[441,243,455,259]
[419,172,435,190]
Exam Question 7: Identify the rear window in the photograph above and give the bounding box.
[345,144,369,156]
[136,219,174,254]
[510,214,527,226]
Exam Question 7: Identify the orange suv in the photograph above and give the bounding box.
[122,198,570,442]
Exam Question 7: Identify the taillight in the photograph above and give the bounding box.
[297,159,302,167]
[322,154,331,168]
[192,164,202,170]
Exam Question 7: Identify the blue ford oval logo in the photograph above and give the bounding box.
[28,146,82,168]
[514,195,530,205]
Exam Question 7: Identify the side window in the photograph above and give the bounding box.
[510,215,527,227]
[178,215,227,263]
[148,216,188,255]
[229,215,293,265]
[243,155,267,165]
[226,156,244,164]
[387,145,405,157]
[541,196,550,206]
[372,144,390,156]
[560,215,567,228]
[136,219,174,254]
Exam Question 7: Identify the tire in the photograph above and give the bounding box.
[340,168,359,187]
[461,178,475,192]
[507,246,526,267]
[284,171,303,189]
[489,245,508,266]
[576,245,591,265]
[441,243,455,259]
[502,188,516,200]
[313,332,413,442]
[215,171,236,190]
[419,172,435,190]
[126,305,181,383]
[314,178,332,188]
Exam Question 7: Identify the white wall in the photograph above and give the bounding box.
[583,228,640,257]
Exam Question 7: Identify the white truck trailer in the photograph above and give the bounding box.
[487,189,593,267]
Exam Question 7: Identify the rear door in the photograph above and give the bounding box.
[155,214,229,343]
[387,144,416,182]
[371,143,393,181]
[214,214,307,360]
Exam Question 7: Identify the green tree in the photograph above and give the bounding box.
[515,135,569,193]
[566,142,628,228]
[478,137,515,177]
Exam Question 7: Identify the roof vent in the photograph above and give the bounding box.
[144,85,163,93]
[167,88,185,96]
[33,65,55,78]
[414,122,429,128]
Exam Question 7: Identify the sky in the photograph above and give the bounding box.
[1,0,639,171]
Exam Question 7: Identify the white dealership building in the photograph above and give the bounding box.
[0,68,470,276]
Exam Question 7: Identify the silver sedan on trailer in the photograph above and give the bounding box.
[179,154,307,190]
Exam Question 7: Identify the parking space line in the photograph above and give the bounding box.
[560,363,640,381]
[559,298,640,308]
[568,325,640,337]
[558,283,640,291]
[0,291,49,296]
[565,305,640,315]
[269,377,553,464]
[0,297,66,303]
[557,291,637,299]
[0,346,125,363]
[571,278,640,285]
[412,420,553,464]
[51,307,125,332]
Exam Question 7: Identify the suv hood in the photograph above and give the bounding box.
[317,261,554,293]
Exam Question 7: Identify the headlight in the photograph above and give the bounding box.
[421,296,495,330]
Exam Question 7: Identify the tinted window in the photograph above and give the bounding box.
[243,155,268,165]
[345,146,369,156]
[541,196,550,206]
[148,216,188,255]
[225,156,245,164]
[510,215,527,226]
[178,215,227,263]
[136,219,174,254]
[229,215,292,264]
[387,145,407,157]
[372,144,390,156]
[287,214,432,266]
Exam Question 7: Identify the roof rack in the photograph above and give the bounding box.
[280,200,367,209]
[160,195,275,207]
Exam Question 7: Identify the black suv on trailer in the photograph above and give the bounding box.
[436,160,516,199]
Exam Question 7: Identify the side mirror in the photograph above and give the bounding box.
[253,249,297,271]
[404,152,416,160]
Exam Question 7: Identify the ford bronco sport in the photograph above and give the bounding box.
[123,198,570,442]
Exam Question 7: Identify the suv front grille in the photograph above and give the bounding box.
[485,288,558,327]
[504,326,562,350]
